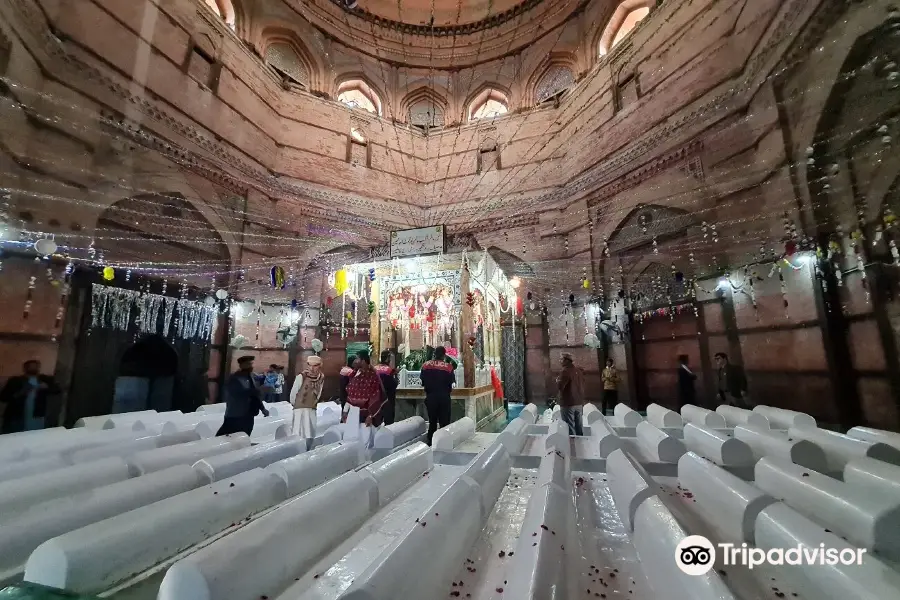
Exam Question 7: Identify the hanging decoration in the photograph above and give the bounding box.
[270,266,286,289]
[334,269,349,295]
[90,284,216,341]
[367,300,376,315]
[276,325,297,347]
[34,236,57,256]
[310,338,324,354]
[230,334,247,348]
[778,265,789,319]
[22,275,36,321]
[102,266,115,281]
[368,267,376,281]
[634,303,695,321]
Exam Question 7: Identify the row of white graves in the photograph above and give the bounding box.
[0,404,434,598]
[4,400,899,600]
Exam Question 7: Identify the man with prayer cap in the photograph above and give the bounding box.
[217,355,269,436]
[289,355,325,440]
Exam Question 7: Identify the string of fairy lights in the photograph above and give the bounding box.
[0,0,896,346]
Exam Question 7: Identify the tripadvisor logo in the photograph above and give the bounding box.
[675,535,867,575]
[675,536,716,575]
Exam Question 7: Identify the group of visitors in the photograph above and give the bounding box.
[217,348,402,439]
[555,352,749,436]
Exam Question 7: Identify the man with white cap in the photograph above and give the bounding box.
[290,355,325,440]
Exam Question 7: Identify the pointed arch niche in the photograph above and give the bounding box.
[606,203,693,256]
[337,79,382,116]
[262,35,316,89]
[534,64,575,104]
[468,87,510,121]
[97,193,231,286]
[402,88,448,130]
[598,0,653,57]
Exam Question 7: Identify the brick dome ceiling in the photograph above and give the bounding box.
[297,0,585,68]
[351,0,532,26]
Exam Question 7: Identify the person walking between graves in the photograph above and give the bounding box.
[290,355,325,440]
[715,352,749,408]
[375,350,398,425]
[217,355,269,437]
[601,358,619,415]
[263,364,280,404]
[677,354,697,410]
[557,352,585,436]
[0,360,60,433]
[274,365,286,401]
[345,350,387,426]
[420,346,455,445]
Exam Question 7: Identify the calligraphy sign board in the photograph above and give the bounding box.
[390,226,445,258]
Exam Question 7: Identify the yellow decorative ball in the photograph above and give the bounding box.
[334,269,349,295]
[102,266,115,281]
[582,279,590,289]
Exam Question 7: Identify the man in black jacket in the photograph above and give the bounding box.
[715,352,749,408]
[216,355,269,437]
[0,360,60,433]
[677,354,697,410]
[419,346,455,445]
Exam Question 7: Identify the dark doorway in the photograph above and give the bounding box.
[114,335,179,413]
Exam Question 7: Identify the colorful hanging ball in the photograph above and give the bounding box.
[290,299,298,309]
[215,289,229,300]
[368,268,376,281]
[568,294,575,304]
[582,278,590,289]
[102,266,115,281]
[326,296,333,307]
[675,271,684,283]
[526,291,532,300]
[784,241,797,256]
[367,300,376,315]
[334,269,349,295]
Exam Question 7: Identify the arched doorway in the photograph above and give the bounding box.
[64,194,229,424]
[114,335,179,413]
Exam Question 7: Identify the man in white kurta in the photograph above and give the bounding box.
[290,355,324,440]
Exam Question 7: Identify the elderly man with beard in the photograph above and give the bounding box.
[289,355,325,442]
